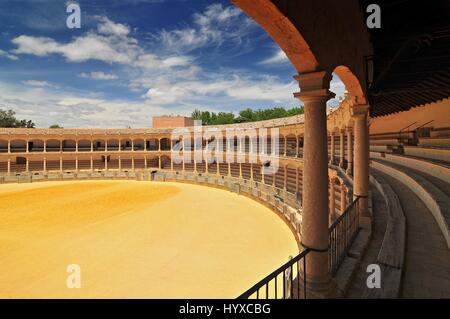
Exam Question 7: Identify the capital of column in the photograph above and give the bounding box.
[351,104,369,119]
[345,126,353,134]
[293,70,334,103]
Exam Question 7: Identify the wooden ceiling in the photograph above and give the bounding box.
[361,0,450,117]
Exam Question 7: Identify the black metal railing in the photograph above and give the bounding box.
[329,196,361,275]
[238,196,362,299]
[237,248,311,299]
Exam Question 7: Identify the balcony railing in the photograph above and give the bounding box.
[237,248,311,299]
[329,196,360,275]
[238,196,361,299]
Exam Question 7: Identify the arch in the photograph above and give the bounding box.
[45,139,61,152]
[77,139,91,152]
[146,138,159,151]
[133,138,145,151]
[106,139,120,151]
[232,0,318,73]
[0,140,8,153]
[121,138,132,151]
[62,139,77,152]
[334,65,367,105]
[10,139,26,153]
[28,139,44,152]
[92,139,106,151]
[160,138,171,151]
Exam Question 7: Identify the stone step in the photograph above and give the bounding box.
[371,159,450,250]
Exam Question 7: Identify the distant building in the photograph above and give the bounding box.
[152,116,194,128]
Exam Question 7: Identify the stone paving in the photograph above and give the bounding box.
[345,182,388,298]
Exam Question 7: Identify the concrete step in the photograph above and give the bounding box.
[403,146,450,164]
[371,159,450,250]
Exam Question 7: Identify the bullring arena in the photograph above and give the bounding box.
[1,96,450,298]
[1,0,450,299]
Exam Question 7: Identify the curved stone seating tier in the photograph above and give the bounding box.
[403,146,450,163]
[370,153,450,183]
[371,160,450,250]
[364,172,406,298]
[418,137,450,148]
[370,139,402,146]
[430,127,450,138]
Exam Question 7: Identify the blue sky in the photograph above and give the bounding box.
[0,0,345,128]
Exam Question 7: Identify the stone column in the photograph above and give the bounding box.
[216,161,220,175]
[284,136,287,156]
[352,104,370,221]
[90,156,93,171]
[329,178,336,225]
[76,140,78,153]
[75,157,78,171]
[296,135,299,157]
[59,157,63,173]
[119,156,122,171]
[346,127,353,175]
[105,155,108,171]
[90,140,93,152]
[329,133,335,165]
[284,166,287,190]
[119,140,122,152]
[132,157,135,171]
[250,163,254,181]
[43,158,46,173]
[7,158,10,175]
[26,158,29,172]
[105,140,108,152]
[26,140,29,153]
[339,129,345,168]
[158,156,161,169]
[340,182,347,214]
[43,140,46,153]
[131,140,134,152]
[8,140,10,153]
[294,70,333,293]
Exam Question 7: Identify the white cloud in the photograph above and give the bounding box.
[158,3,255,52]
[0,49,18,61]
[80,71,119,80]
[96,16,131,37]
[259,48,289,65]
[22,80,59,89]
[11,17,192,70]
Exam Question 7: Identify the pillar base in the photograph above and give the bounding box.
[359,215,372,230]
[297,275,337,299]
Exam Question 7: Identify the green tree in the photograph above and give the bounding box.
[191,106,303,125]
[49,124,63,129]
[0,108,35,128]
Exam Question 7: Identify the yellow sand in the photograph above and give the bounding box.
[0,180,298,298]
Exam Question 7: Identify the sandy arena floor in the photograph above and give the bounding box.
[0,180,298,298]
